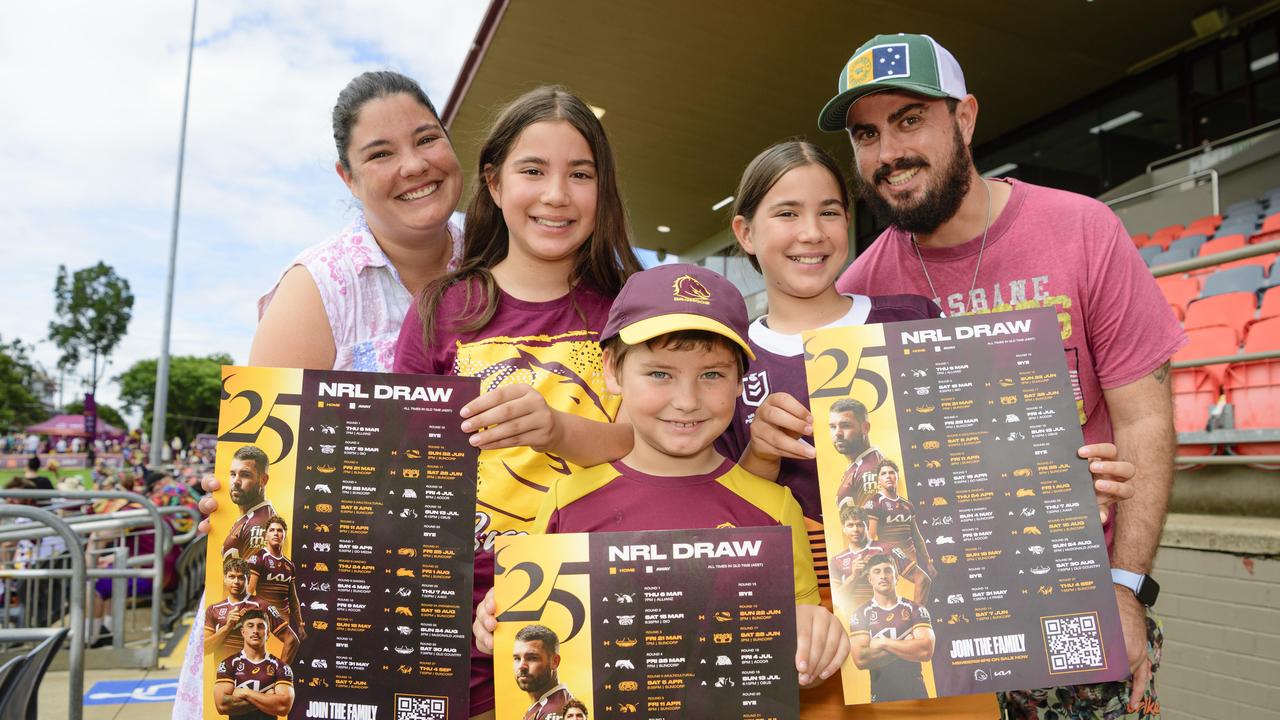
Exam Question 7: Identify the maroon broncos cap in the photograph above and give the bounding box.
[601,263,755,360]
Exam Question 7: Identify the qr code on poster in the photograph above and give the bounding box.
[1042,612,1105,674]
[395,694,447,720]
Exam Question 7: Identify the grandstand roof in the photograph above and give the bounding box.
[444,0,1272,254]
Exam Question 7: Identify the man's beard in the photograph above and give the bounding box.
[853,124,972,235]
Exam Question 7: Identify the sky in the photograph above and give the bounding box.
[1,2,666,428]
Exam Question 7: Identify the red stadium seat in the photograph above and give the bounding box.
[1172,326,1238,454]
[1262,213,1280,235]
[1257,286,1280,324]
[1183,215,1222,236]
[1198,234,1246,257]
[1225,316,1280,455]
[1131,232,1150,247]
[1183,292,1256,345]
[1252,229,1280,246]
[1153,224,1184,245]
[1214,252,1278,276]
[1169,302,1184,322]
[1156,275,1201,317]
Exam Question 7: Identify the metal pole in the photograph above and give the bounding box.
[151,0,198,467]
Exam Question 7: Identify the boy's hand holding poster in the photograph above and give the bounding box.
[203,366,478,720]
[492,527,800,720]
[802,308,1127,704]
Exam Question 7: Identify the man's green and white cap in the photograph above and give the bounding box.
[818,33,967,132]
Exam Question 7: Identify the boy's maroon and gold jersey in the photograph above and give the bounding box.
[862,493,920,561]
[849,597,932,703]
[215,651,293,720]
[222,501,276,560]
[246,548,296,618]
[535,458,819,605]
[204,595,287,654]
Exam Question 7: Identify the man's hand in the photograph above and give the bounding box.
[1114,587,1152,711]
[1080,443,1135,523]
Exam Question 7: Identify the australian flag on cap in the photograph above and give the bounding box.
[847,43,909,89]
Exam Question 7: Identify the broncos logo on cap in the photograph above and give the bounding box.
[672,275,711,305]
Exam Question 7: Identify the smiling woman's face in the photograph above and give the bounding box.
[338,92,463,246]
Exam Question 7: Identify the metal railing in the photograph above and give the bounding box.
[0,504,84,720]
[0,490,185,667]
[1104,168,1220,217]
[1146,117,1280,174]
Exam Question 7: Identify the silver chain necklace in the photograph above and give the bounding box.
[911,179,992,315]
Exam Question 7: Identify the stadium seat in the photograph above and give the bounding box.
[1262,212,1280,235]
[1198,234,1246,257]
[1214,252,1278,276]
[0,627,68,720]
[1225,199,1263,215]
[1173,326,1238,453]
[1225,316,1280,456]
[1130,232,1150,247]
[1169,234,1208,255]
[1183,292,1256,344]
[1251,229,1280,247]
[1138,245,1163,266]
[1259,287,1280,324]
[1201,266,1266,299]
[1151,246,1193,267]
[1182,215,1221,236]
[1152,224,1184,246]
[1157,274,1201,316]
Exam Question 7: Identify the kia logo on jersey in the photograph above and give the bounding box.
[741,371,769,407]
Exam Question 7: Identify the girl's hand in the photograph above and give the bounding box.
[460,384,561,452]
[473,587,498,655]
[745,393,816,464]
[197,474,220,535]
[795,603,849,688]
[1081,443,1135,523]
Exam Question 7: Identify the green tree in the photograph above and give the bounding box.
[0,336,50,430]
[47,262,134,396]
[116,354,231,443]
[62,399,128,432]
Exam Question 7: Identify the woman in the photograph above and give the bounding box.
[176,70,465,719]
[251,70,465,372]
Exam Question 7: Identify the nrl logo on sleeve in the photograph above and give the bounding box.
[741,371,769,407]
[672,275,712,305]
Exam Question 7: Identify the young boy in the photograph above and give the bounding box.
[475,263,848,689]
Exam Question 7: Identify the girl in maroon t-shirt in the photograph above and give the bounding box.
[393,86,641,720]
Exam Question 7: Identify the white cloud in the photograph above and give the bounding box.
[0,1,488,428]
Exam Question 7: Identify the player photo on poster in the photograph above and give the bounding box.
[203,366,479,720]
[493,528,801,720]
[803,308,1128,705]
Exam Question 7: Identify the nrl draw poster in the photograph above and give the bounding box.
[202,366,479,720]
[492,527,800,720]
[802,308,1127,705]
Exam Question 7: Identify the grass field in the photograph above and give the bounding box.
[0,468,93,488]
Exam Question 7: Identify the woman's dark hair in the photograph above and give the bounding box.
[333,71,441,171]
[731,140,850,272]
[418,85,641,346]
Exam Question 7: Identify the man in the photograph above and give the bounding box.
[214,609,295,719]
[513,624,573,720]
[23,456,54,491]
[223,445,276,560]
[849,554,935,703]
[829,398,883,507]
[820,32,1182,717]
[562,699,588,720]
[205,557,298,663]
[829,504,887,610]
[246,515,306,641]
[862,459,934,605]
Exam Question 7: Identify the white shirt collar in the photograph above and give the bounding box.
[747,294,871,357]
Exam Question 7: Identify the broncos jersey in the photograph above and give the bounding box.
[215,651,293,720]
[246,548,296,620]
[849,597,932,703]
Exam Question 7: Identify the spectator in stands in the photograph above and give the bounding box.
[819,33,1185,718]
[23,456,53,492]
